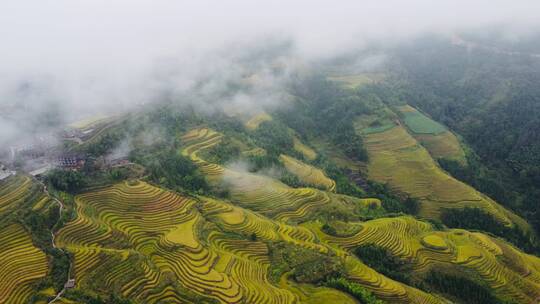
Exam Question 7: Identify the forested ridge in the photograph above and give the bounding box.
[383,36,540,238]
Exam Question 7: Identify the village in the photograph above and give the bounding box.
[0,119,130,181]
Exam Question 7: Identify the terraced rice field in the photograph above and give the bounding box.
[327,73,385,89]
[178,128,451,302]
[5,173,536,303]
[0,174,34,215]
[415,131,466,163]
[182,128,383,225]
[200,197,441,304]
[241,147,267,157]
[279,154,336,191]
[223,171,332,223]
[68,114,110,129]
[319,216,540,303]
[0,224,49,304]
[0,174,55,220]
[344,256,443,304]
[49,124,536,303]
[362,123,530,232]
[245,112,273,130]
[57,181,416,303]
[0,174,55,302]
[293,137,317,161]
[2,103,540,303]
[181,128,226,181]
[56,181,320,303]
[181,128,337,222]
[57,181,232,303]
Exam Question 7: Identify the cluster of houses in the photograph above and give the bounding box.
[1,121,131,178]
[2,145,131,178]
[0,133,88,178]
[0,164,16,181]
[4,143,132,178]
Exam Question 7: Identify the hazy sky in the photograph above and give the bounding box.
[1,0,539,145]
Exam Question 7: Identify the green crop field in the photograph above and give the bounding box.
[391,105,467,163]
[397,105,447,135]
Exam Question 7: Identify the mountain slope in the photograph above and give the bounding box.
[1,69,540,303]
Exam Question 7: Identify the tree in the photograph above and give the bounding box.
[46,169,86,193]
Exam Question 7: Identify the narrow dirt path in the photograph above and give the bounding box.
[33,179,71,304]
[43,184,64,250]
[47,289,65,304]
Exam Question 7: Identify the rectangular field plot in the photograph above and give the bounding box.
[397,105,447,135]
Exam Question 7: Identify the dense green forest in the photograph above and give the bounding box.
[383,36,540,237]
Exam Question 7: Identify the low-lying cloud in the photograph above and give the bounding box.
[1,0,540,147]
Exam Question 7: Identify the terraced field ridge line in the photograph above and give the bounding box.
[0,224,49,303]
[320,216,540,303]
[361,121,531,232]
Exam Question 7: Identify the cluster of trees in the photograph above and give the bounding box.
[438,158,512,209]
[244,154,281,172]
[321,223,338,236]
[354,244,413,285]
[332,121,367,162]
[268,242,344,284]
[131,145,208,194]
[201,138,241,165]
[325,277,384,304]
[278,75,369,162]
[48,250,71,292]
[85,128,126,158]
[364,182,420,215]
[61,291,133,304]
[353,243,511,303]
[23,206,58,247]
[252,121,295,157]
[314,157,366,198]
[425,270,508,304]
[22,201,71,292]
[278,171,306,188]
[46,169,86,193]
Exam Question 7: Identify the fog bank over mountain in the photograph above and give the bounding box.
[1,0,540,145]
